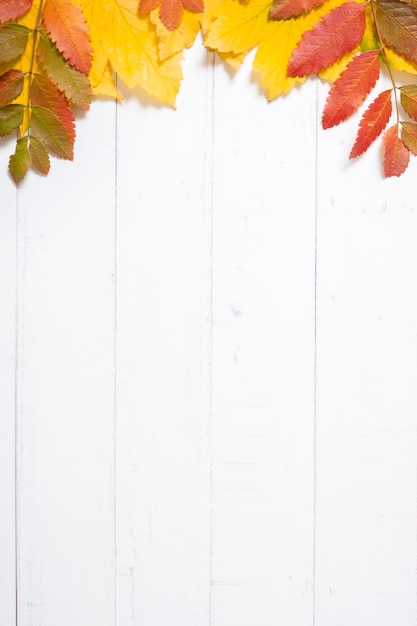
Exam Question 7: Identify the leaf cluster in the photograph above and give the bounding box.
[3,0,417,180]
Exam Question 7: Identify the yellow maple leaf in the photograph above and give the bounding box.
[150,7,201,61]
[80,0,183,105]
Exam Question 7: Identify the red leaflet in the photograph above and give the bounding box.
[139,0,204,30]
[322,50,380,129]
[400,85,417,121]
[0,0,33,23]
[287,2,367,77]
[42,0,92,75]
[269,0,326,20]
[30,73,75,143]
[375,1,417,66]
[350,89,392,158]
[383,124,410,176]
[401,121,417,154]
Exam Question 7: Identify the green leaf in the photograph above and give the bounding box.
[0,69,24,105]
[9,136,31,183]
[30,73,75,141]
[37,32,92,109]
[30,105,74,159]
[28,135,50,174]
[0,103,24,135]
[0,24,30,72]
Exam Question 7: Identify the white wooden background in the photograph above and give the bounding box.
[1,43,417,626]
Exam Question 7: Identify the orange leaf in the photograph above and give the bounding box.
[30,73,75,143]
[350,89,392,158]
[287,1,367,77]
[0,0,33,23]
[42,0,92,74]
[401,121,417,154]
[322,49,380,128]
[400,84,417,121]
[382,124,410,176]
[139,0,203,30]
[269,0,326,21]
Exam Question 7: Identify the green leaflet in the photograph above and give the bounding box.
[9,136,31,183]
[0,23,29,73]
[28,135,50,174]
[0,103,24,135]
[37,32,92,109]
[30,105,74,159]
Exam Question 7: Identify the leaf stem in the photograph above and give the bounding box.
[23,0,45,135]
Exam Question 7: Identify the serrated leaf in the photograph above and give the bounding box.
[42,0,93,74]
[287,1,367,77]
[81,0,183,106]
[28,135,51,174]
[140,0,203,31]
[0,69,24,105]
[375,0,417,65]
[0,23,30,70]
[400,84,417,120]
[150,8,201,61]
[322,49,380,128]
[269,0,326,21]
[0,103,24,135]
[0,0,33,23]
[382,124,410,176]
[350,89,392,158]
[9,135,31,182]
[30,105,74,159]
[30,73,75,141]
[37,31,92,108]
[401,120,417,153]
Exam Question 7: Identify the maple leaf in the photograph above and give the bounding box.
[42,0,93,74]
[150,7,201,61]
[9,136,31,182]
[287,1,367,77]
[0,69,25,105]
[81,0,183,106]
[350,88,392,158]
[139,0,204,31]
[374,0,417,66]
[382,124,410,176]
[322,49,380,128]
[0,0,33,23]
[401,120,417,153]
[400,84,417,120]
[269,0,326,21]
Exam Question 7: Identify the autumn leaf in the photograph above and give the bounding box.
[43,0,93,74]
[30,105,74,159]
[374,0,417,66]
[382,124,410,176]
[150,7,201,61]
[400,84,417,120]
[81,0,183,106]
[30,73,75,142]
[0,23,30,73]
[9,135,31,182]
[322,49,380,128]
[0,0,33,23]
[287,1,367,77]
[139,0,204,31]
[37,31,92,108]
[0,69,25,105]
[269,0,326,21]
[350,88,392,158]
[401,120,417,153]
[28,134,51,174]
[0,103,25,135]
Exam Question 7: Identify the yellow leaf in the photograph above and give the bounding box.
[92,62,122,98]
[150,7,201,61]
[385,49,417,75]
[253,0,348,98]
[203,0,271,55]
[80,0,183,105]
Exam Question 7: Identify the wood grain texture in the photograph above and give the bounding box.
[0,47,416,626]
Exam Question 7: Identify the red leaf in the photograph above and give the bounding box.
[269,0,326,21]
[287,2,367,77]
[382,124,410,176]
[42,0,92,74]
[139,0,203,29]
[30,73,75,143]
[322,50,380,129]
[350,89,392,158]
[0,0,33,22]
[400,84,417,121]
[401,121,417,154]
[375,0,417,66]
[0,69,24,106]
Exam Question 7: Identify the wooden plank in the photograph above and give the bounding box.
[14,101,117,626]
[210,57,317,626]
[315,80,417,626]
[0,166,18,625]
[115,44,212,626]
